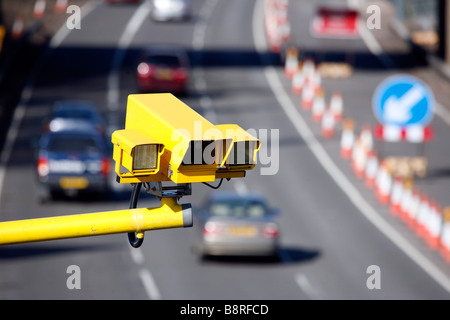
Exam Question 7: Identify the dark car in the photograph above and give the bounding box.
[45,100,107,134]
[136,46,189,95]
[36,125,112,201]
[193,192,280,259]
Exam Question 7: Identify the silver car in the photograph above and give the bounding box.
[151,0,191,22]
[193,192,280,259]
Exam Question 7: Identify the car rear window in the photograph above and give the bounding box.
[209,201,267,218]
[146,55,181,67]
[48,136,100,153]
[54,109,96,121]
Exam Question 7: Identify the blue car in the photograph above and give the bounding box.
[36,125,112,201]
[45,100,107,134]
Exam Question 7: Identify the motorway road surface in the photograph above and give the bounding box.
[0,0,449,300]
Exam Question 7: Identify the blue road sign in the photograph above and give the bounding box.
[372,74,434,126]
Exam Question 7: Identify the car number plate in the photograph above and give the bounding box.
[227,226,257,237]
[155,69,173,80]
[59,177,89,190]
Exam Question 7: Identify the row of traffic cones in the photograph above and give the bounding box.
[264,0,290,53]
[12,0,69,39]
[340,120,450,264]
[283,49,450,265]
[285,53,344,139]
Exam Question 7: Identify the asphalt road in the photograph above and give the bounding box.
[0,0,449,300]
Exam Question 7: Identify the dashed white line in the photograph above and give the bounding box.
[107,0,152,111]
[253,0,450,295]
[129,247,145,265]
[295,273,321,300]
[234,180,249,196]
[50,0,100,48]
[138,268,162,300]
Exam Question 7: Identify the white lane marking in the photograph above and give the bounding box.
[253,0,450,294]
[234,180,249,196]
[50,0,100,48]
[435,102,450,127]
[295,273,321,300]
[107,0,152,111]
[138,268,162,300]
[192,0,220,124]
[0,0,99,206]
[129,247,145,265]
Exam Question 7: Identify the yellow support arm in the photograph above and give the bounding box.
[0,198,192,245]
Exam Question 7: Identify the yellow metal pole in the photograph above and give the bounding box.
[0,198,192,245]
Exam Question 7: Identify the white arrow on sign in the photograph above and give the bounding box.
[383,84,426,123]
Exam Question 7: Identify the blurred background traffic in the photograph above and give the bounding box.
[0,0,449,299]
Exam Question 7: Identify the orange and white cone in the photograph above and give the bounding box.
[364,150,378,188]
[302,58,315,81]
[54,0,68,13]
[301,84,315,111]
[284,47,298,79]
[351,139,367,179]
[389,177,403,216]
[426,202,443,250]
[415,194,430,238]
[359,124,373,154]
[311,88,325,122]
[33,0,46,19]
[399,177,413,223]
[340,118,355,160]
[309,69,322,94]
[291,63,305,95]
[321,109,335,138]
[329,91,343,122]
[420,198,435,244]
[374,161,392,205]
[439,207,450,263]
[12,14,25,39]
[406,189,421,230]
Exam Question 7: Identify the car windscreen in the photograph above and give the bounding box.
[208,200,268,218]
[48,135,100,153]
[146,54,181,67]
[53,109,97,121]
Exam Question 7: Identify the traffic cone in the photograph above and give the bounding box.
[12,14,24,39]
[351,139,366,179]
[329,91,343,122]
[420,198,435,244]
[33,0,46,19]
[302,58,315,81]
[399,177,413,223]
[311,88,325,122]
[359,124,373,154]
[291,62,305,95]
[309,69,322,94]
[389,177,403,216]
[340,118,355,160]
[302,84,316,111]
[426,202,443,250]
[364,149,378,188]
[321,109,335,138]
[374,161,392,205]
[406,189,421,230]
[284,47,298,79]
[439,207,450,263]
[415,194,430,238]
[54,0,68,13]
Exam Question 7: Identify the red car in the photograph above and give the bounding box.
[136,46,189,95]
